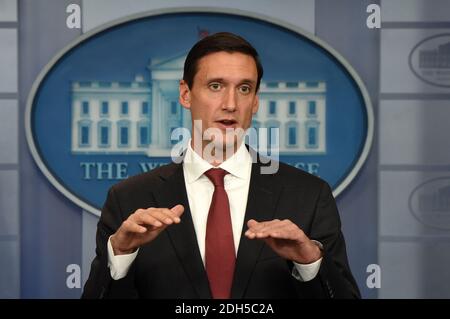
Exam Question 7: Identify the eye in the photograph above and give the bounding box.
[239,85,252,94]
[208,82,222,91]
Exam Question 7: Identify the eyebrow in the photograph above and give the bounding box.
[207,78,256,85]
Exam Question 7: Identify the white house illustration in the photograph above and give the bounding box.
[419,185,450,212]
[419,42,450,69]
[71,53,326,156]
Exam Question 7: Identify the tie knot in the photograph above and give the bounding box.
[204,168,228,187]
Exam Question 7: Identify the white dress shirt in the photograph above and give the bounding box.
[107,140,322,282]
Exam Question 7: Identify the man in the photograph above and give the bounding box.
[82,32,360,299]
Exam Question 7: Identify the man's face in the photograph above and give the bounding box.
[179,51,259,152]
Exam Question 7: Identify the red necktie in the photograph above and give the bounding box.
[204,168,236,299]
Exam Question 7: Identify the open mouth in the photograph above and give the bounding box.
[216,119,237,128]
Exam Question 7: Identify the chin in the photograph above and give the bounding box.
[211,135,236,150]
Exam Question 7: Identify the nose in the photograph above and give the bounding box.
[222,88,237,112]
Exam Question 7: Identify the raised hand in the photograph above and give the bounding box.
[110,205,184,255]
[245,219,322,264]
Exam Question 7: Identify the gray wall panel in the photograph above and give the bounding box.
[19,0,82,298]
[379,241,450,298]
[0,29,17,92]
[0,0,17,22]
[0,170,18,236]
[382,0,450,22]
[82,0,315,33]
[0,241,20,298]
[380,171,450,237]
[380,100,450,165]
[316,0,380,299]
[0,100,18,164]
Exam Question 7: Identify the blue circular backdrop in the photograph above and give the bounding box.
[30,12,369,212]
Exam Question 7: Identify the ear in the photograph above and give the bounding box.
[251,94,259,114]
[179,80,191,109]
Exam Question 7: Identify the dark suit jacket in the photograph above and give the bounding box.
[82,155,360,299]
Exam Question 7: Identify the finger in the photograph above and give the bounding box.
[251,220,298,239]
[259,219,287,233]
[131,209,164,227]
[135,213,165,228]
[247,219,280,234]
[247,219,258,228]
[147,208,180,225]
[151,206,184,223]
[245,220,259,238]
[255,232,271,239]
[268,223,304,241]
[246,220,269,236]
[121,219,147,233]
[255,224,284,238]
[245,229,255,239]
[245,219,280,239]
[254,223,284,238]
[261,219,294,231]
[265,225,295,239]
[170,204,184,222]
[245,219,259,238]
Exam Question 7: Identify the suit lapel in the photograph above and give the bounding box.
[152,163,211,298]
[231,160,283,298]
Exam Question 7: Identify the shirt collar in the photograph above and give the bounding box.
[183,139,252,183]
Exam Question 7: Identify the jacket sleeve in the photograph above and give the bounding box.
[290,181,361,299]
[81,186,139,299]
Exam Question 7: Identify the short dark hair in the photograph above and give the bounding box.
[183,32,264,92]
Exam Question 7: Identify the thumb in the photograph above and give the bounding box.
[170,204,185,217]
